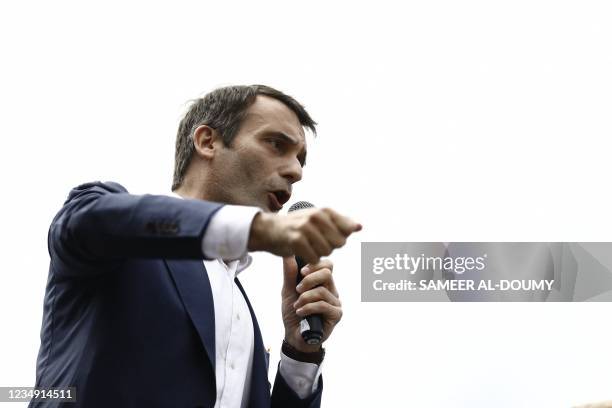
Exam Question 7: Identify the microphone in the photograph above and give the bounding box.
[288,201,324,345]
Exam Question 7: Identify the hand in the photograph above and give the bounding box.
[281,257,341,352]
[248,207,361,265]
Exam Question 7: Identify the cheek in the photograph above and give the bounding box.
[235,152,269,184]
[242,145,273,173]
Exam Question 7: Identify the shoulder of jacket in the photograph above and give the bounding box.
[64,181,128,203]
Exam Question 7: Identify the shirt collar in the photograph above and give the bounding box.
[235,254,253,275]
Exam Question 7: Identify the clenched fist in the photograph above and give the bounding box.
[247,207,362,264]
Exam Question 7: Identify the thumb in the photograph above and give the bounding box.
[282,257,298,290]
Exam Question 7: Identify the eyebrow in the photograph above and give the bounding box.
[265,131,307,167]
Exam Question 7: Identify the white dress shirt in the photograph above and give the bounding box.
[170,195,322,405]
[204,255,254,408]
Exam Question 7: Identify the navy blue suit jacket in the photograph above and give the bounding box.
[30,181,323,408]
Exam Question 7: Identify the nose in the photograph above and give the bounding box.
[280,157,303,184]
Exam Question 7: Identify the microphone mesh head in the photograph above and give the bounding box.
[288,201,315,213]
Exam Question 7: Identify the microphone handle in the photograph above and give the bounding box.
[295,256,323,345]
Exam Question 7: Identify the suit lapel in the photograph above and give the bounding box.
[164,260,270,407]
[235,278,272,408]
[165,259,216,371]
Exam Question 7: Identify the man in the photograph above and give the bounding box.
[30,85,361,408]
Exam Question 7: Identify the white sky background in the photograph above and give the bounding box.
[1,1,612,406]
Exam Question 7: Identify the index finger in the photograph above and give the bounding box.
[324,208,362,236]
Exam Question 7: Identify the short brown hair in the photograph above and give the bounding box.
[172,85,317,191]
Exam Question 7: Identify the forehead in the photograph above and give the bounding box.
[240,95,306,143]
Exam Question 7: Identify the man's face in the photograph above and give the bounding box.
[209,95,307,212]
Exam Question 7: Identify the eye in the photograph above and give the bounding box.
[266,138,283,151]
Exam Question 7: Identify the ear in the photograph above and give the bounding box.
[192,125,222,160]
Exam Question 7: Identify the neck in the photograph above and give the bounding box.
[173,175,210,201]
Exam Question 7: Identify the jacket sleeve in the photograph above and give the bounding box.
[271,364,323,408]
[48,181,224,277]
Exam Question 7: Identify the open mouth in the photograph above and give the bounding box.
[267,190,291,211]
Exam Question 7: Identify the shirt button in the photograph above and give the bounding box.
[298,380,305,388]
[230,362,235,370]
[236,313,240,321]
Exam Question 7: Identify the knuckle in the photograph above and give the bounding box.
[307,211,319,223]
[310,287,323,296]
[288,231,301,244]
[319,268,331,276]
[310,210,324,221]
[297,219,310,231]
